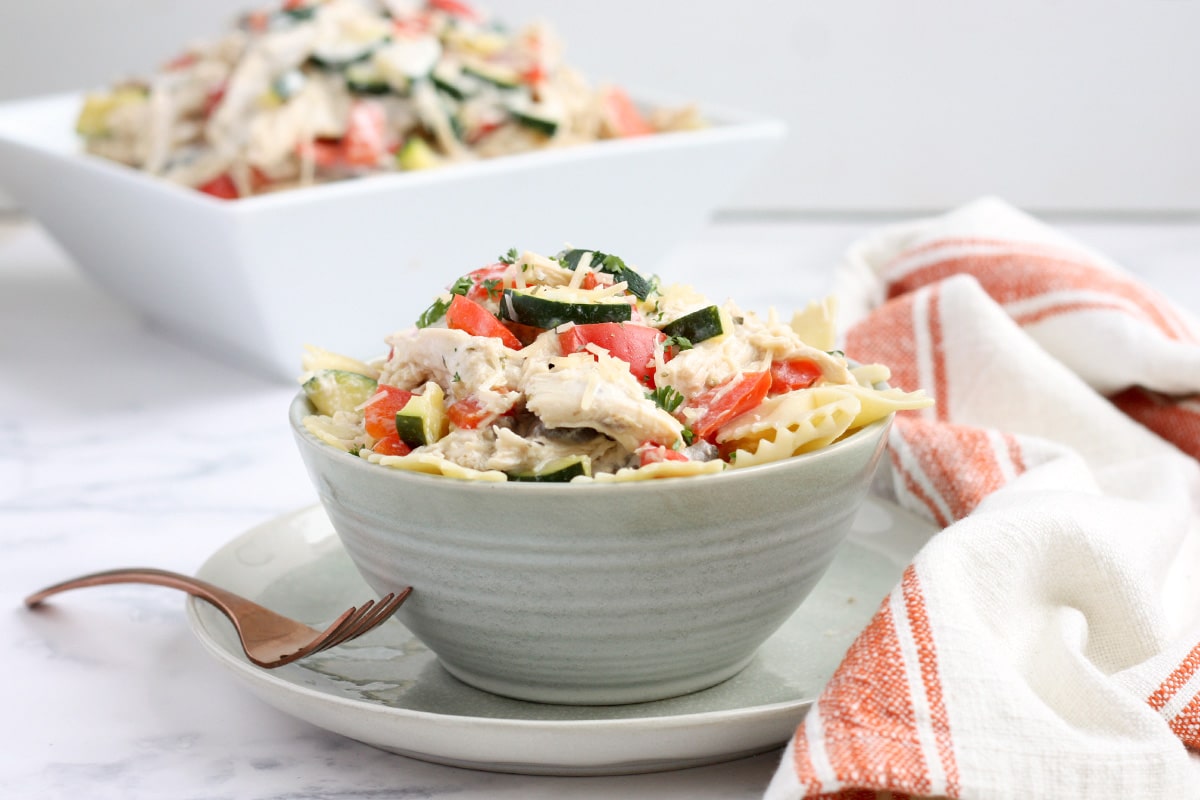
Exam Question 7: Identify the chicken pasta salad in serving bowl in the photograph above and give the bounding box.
[289,247,931,704]
[0,0,783,380]
[75,0,704,199]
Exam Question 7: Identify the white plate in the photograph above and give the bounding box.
[187,499,933,776]
[0,92,783,382]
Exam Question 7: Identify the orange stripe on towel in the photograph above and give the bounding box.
[1111,388,1200,461]
[884,248,1195,344]
[818,599,931,794]
[902,566,961,796]
[892,417,1012,522]
[1170,693,1200,751]
[1147,641,1200,712]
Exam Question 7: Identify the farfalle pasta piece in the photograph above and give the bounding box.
[363,451,508,482]
[789,296,839,352]
[835,381,934,429]
[719,387,863,469]
[585,460,726,482]
[303,412,364,453]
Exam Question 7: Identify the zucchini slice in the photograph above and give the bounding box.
[499,288,632,328]
[310,44,379,70]
[506,95,560,136]
[303,369,378,416]
[660,305,726,345]
[394,383,448,447]
[507,455,592,482]
[431,61,477,100]
[345,62,391,95]
[373,37,441,87]
[557,249,653,300]
[462,59,522,89]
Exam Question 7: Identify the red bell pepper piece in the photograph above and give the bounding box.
[197,173,239,200]
[770,359,823,392]
[638,443,689,467]
[601,86,655,138]
[688,371,772,442]
[363,385,414,439]
[558,323,666,385]
[447,396,495,430]
[372,433,412,457]
[463,262,510,303]
[446,294,523,349]
[342,101,390,167]
[428,0,481,21]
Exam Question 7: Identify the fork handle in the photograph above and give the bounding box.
[25,567,254,619]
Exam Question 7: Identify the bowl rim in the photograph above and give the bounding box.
[0,89,787,215]
[288,391,893,495]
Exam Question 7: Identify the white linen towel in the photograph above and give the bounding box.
[765,198,1200,799]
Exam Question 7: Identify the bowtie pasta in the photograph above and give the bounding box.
[299,247,932,481]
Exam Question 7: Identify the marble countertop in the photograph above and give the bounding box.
[3,213,1198,799]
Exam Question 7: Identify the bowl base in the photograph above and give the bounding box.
[436,652,759,706]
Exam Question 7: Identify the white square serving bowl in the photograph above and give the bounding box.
[0,92,784,381]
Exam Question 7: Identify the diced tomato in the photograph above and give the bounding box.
[298,138,345,169]
[601,86,655,138]
[428,0,481,21]
[197,173,239,200]
[373,433,412,457]
[165,52,198,71]
[282,0,308,9]
[520,62,547,86]
[446,295,523,349]
[501,320,544,348]
[688,371,773,442]
[447,396,495,430]
[770,359,823,392]
[558,323,665,385]
[579,272,601,290]
[363,385,414,439]
[638,443,689,467]
[342,101,390,167]
[464,262,510,303]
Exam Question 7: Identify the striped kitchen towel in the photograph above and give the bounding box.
[765,198,1200,799]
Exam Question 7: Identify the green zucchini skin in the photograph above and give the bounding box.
[557,249,653,299]
[659,305,725,344]
[499,289,632,328]
[506,456,591,482]
[302,369,378,416]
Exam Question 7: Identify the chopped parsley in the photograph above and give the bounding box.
[681,427,695,446]
[647,385,685,414]
[499,247,520,265]
[663,334,694,352]
[452,371,462,383]
[416,296,451,328]
[416,275,474,328]
[481,278,503,299]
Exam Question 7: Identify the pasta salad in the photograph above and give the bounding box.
[299,249,932,482]
[76,0,703,199]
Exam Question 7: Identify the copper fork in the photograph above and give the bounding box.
[25,568,411,668]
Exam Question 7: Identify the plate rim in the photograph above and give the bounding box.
[185,498,932,770]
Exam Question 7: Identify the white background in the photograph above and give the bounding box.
[1,0,1197,213]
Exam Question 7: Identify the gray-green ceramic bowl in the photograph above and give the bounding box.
[289,394,891,705]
